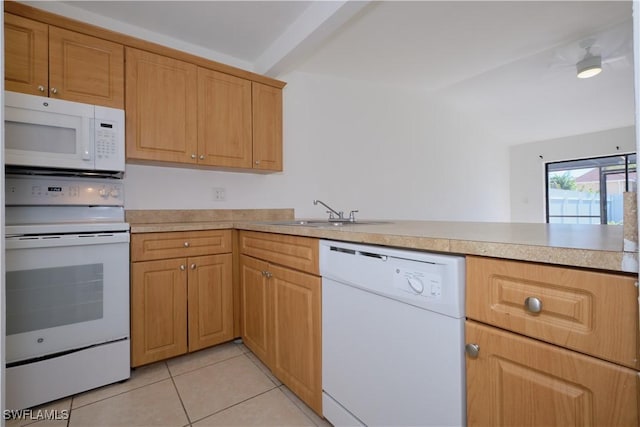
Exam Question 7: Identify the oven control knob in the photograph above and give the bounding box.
[110,188,120,198]
[99,188,109,198]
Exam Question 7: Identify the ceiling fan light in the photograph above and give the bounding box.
[576,55,602,78]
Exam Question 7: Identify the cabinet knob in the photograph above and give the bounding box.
[50,87,58,94]
[265,271,273,279]
[38,85,45,92]
[199,154,205,160]
[190,263,196,270]
[465,343,480,358]
[191,154,197,159]
[255,160,260,165]
[524,297,543,314]
[180,264,186,271]
[184,242,190,248]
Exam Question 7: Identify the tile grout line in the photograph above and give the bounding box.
[186,385,280,426]
[68,365,171,411]
[168,362,194,427]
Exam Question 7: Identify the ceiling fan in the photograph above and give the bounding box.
[549,20,632,78]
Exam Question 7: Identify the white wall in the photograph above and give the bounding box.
[125,71,512,221]
[509,126,636,223]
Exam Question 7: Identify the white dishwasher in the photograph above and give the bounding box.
[320,240,466,427]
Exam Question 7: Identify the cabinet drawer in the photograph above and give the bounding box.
[466,321,638,427]
[239,231,319,275]
[131,230,232,261]
[466,256,639,369]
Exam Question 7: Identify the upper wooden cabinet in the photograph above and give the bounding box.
[125,48,198,163]
[252,82,283,171]
[126,47,283,172]
[5,3,285,173]
[198,68,253,168]
[4,13,124,108]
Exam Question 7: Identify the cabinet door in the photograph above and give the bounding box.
[197,68,252,168]
[270,264,322,415]
[188,254,234,352]
[4,13,48,96]
[131,258,188,367]
[466,256,639,369]
[239,255,271,364]
[252,82,282,171]
[48,26,124,108]
[466,321,639,427]
[126,47,198,163]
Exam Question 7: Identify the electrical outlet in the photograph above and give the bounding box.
[212,187,226,201]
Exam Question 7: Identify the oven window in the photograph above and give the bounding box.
[6,264,104,335]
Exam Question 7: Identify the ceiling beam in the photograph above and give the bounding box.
[254,0,372,78]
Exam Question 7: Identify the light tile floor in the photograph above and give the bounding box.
[6,341,331,427]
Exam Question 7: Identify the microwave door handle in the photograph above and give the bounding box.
[82,118,93,161]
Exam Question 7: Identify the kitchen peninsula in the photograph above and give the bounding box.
[127,208,639,426]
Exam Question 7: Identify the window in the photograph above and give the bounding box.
[546,154,636,224]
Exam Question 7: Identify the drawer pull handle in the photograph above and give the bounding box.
[184,242,190,248]
[524,296,543,314]
[465,343,480,358]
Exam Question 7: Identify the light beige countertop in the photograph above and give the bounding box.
[126,209,638,273]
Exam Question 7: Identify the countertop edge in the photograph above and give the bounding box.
[128,221,638,274]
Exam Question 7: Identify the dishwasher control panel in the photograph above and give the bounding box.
[394,267,442,299]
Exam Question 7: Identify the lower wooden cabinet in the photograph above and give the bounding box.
[466,321,639,427]
[239,255,270,364]
[130,231,233,367]
[466,256,640,427]
[239,231,322,415]
[131,258,188,365]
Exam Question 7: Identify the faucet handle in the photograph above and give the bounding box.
[349,210,359,222]
[327,210,335,219]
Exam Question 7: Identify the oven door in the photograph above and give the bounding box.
[5,232,129,364]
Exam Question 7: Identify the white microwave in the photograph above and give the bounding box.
[4,91,125,173]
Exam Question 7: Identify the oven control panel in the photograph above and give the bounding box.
[5,175,124,206]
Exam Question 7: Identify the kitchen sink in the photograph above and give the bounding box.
[264,220,391,227]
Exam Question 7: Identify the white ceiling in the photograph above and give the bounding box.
[54,0,635,145]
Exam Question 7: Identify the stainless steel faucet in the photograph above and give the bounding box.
[313,200,359,222]
[313,200,343,219]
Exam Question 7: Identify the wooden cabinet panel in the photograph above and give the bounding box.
[4,13,48,96]
[131,230,232,261]
[188,254,234,351]
[239,255,271,364]
[239,231,319,274]
[238,231,322,415]
[126,47,198,163]
[270,264,322,415]
[48,26,124,108]
[197,68,252,168]
[466,321,638,427]
[131,258,188,367]
[466,256,639,369]
[252,82,283,171]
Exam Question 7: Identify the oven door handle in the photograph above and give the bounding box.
[6,233,130,249]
